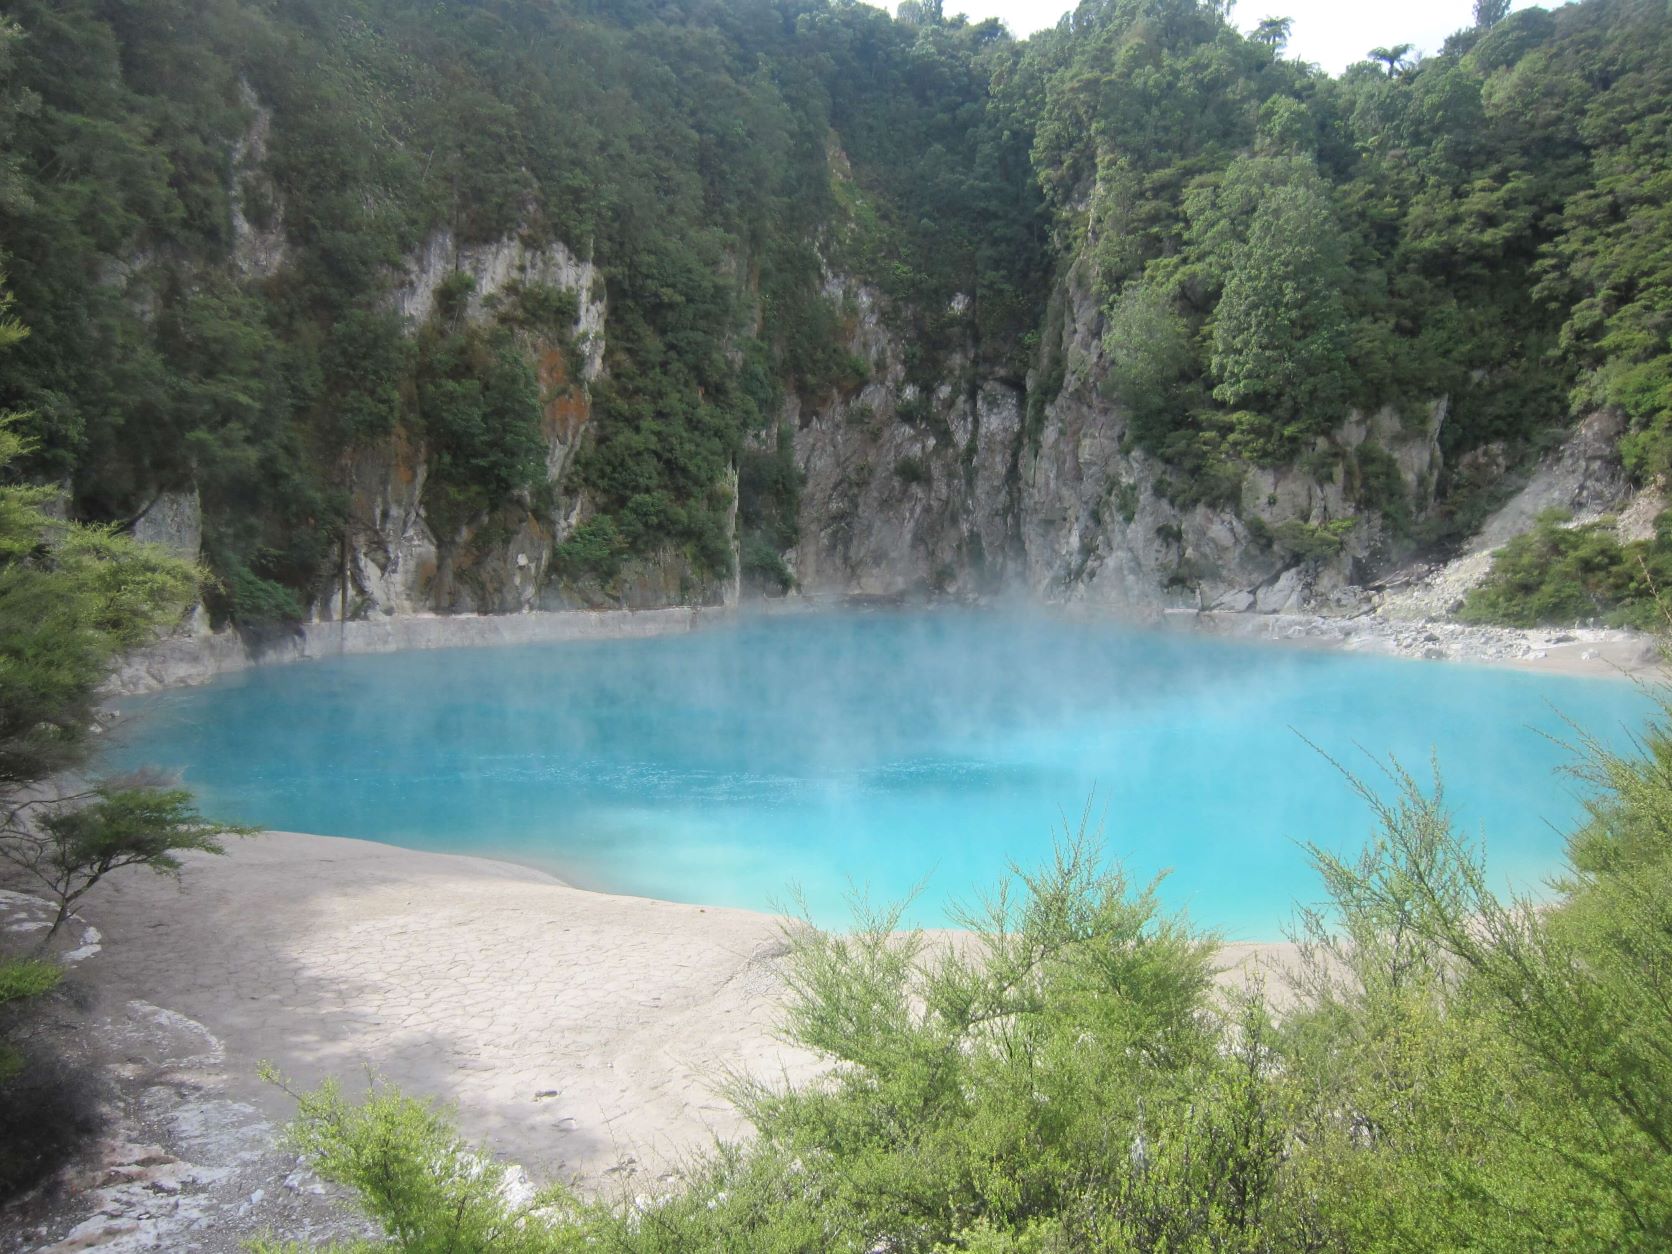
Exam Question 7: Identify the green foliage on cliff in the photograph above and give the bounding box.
[1207,178,1352,446]
[275,684,1672,1250]
[1028,0,1672,542]
[0,284,243,1201]
[414,318,547,539]
[1461,507,1672,628]
[1250,516,1359,562]
[1,0,1671,617]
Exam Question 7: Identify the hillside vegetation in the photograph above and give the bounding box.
[1461,507,1672,628]
[0,0,1669,619]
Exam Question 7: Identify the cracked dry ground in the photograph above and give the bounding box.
[21,833,823,1235]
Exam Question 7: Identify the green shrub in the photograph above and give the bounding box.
[415,326,547,535]
[894,454,929,487]
[741,535,794,595]
[252,1073,586,1254]
[1351,441,1412,536]
[492,282,579,335]
[739,435,803,558]
[208,561,307,628]
[1267,517,1357,562]
[434,272,478,323]
[552,517,625,582]
[1461,508,1672,628]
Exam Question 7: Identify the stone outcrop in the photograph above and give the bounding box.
[228,82,287,281]
[1468,408,1632,554]
[324,229,618,619]
[1016,262,1442,615]
[788,254,1443,617]
[787,276,1023,598]
[131,490,202,561]
[203,105,1630,627]
[394,229,608,377]
[1378,409,1648,621]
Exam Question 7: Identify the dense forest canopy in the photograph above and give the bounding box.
[0,0,1667,619]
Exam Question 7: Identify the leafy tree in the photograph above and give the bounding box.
[1103,279,1197,446]
[1252,16,1292,50]
[0,438,199,789]
[1368,43,1414,76]
[414,321,547,537]
[1,781,247,940]
[1209,178,1352,454]
[1474,0,1513,28]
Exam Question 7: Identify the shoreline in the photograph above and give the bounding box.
[1179,608,1663,680]
[12,830,1297,1246]
[104,604,734,695]
[109,598,1663,698]
[42,832,823,1193]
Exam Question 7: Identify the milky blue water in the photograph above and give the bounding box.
[103,612,1659,938]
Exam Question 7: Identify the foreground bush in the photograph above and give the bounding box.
[271,692,1672,1252]
[0,281,237,1203]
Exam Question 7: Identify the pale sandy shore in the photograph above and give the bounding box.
[67,833,822,1195]
[59,832,1294,1195]
[1179,609,1665,681]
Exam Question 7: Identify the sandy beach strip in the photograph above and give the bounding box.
[71,832,822,1193]
[62,831,1297,1195]
[1179,609,1665,681]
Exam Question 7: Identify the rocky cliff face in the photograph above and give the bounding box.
[228,82,287,282]
[211,101,1500,623]
[305,229,601,621]
[789,253,1443,616]
[786,276,1024,599]
[320,228,610,619]
[301,224,733,619]
[220,90,742,621]
[245,214,1455,622]
[276,228,723,618]
[1016,257,1443,615]
[1377,408,1653,622]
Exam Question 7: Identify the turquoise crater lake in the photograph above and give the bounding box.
[107,612,1658,937]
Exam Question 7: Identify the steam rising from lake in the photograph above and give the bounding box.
[110,611,1656,937]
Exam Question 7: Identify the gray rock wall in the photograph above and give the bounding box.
[787,275,1024,598]
[132,490,203,560]
[205,100,1576,627]
[787,253,1444,617]
[323,229,609,619]
[319,226,725,619]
